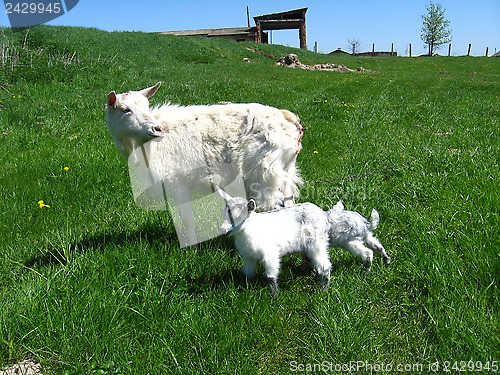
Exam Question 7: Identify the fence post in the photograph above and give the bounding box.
[467,43,471,56]
[372,43,375,56]
[485,47,489,57]
[409,43,412,57]
[448,43,451,56]
[391,43,394,56]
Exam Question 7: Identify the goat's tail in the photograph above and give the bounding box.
[369,209,380,231]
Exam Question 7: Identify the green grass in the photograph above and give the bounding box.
[1,26,499,374]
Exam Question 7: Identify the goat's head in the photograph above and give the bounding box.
[217,186,255,236]
[106,82,165,157]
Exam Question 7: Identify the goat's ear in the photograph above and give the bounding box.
[331,200,344,214]
[107,91,117,108]
[139,82,161,98]
[247,199,256,212]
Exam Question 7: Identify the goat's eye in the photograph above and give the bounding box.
[121,108,132,115]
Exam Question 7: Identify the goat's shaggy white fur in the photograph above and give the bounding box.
[218,188,331,295]
[327,201,391,272]
[106,82,303,246]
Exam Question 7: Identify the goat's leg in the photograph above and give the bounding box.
[261,254,280,296]
[343,240,374,272]
[366,233,391,265]
[241,258,257,279]
[281,162,300,207]
[267,277,279,296]
[309,247,331,291]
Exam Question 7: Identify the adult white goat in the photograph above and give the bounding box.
[106,82,303,246]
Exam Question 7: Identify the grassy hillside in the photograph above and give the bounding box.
[0,26,498,374]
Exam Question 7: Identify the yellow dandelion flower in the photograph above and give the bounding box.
[63,167,69,171]
[37,200,50,208]
[313,150,319,154]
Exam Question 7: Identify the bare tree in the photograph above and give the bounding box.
[421,2,451,55]
[347,38,361,55]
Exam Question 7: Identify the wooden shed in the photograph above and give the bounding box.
[254,8,308,49]
[161,8,307,49]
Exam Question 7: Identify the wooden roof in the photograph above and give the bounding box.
[161,27,256,38]
[253,8,307,30]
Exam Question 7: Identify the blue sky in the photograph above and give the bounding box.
[1,0,499,56]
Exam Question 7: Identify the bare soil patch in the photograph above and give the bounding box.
[276,53,375,73]
[0,360,42,375]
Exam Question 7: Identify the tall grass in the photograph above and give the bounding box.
[0,26,498,374]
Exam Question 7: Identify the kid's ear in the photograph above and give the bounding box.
[247,199,256,212]
[107,91,117,108]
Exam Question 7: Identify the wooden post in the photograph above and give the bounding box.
[485,47,489,57]
[409,43,412,57]
[299,22,307,49]
[372,43,375,56]
[467,43,471,56]
[391,43,394,57]
[314,41,318,53]
[246,6,250,27]
[448,43,451,56]
[256,22,262,43]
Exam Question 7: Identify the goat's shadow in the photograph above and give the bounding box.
[24,224,365,295]
[185,253,362,295]
[24,222,180,268]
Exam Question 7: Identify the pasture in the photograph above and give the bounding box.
[0,26,498,374]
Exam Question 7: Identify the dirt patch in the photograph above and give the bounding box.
[244,47,275,60]
[0,359,42,375]
[276,53,375,73]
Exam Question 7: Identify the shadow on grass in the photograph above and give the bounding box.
[184,248,363,295]
[23,226,366,296]
[24,222,179,268]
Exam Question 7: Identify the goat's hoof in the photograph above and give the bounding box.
[320,281,330,292]
[383,256,392,265]
[267,278,279,296]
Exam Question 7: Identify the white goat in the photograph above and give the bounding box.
[218,188,331,295]
[327,201,391,272]
[106,82,303,246]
